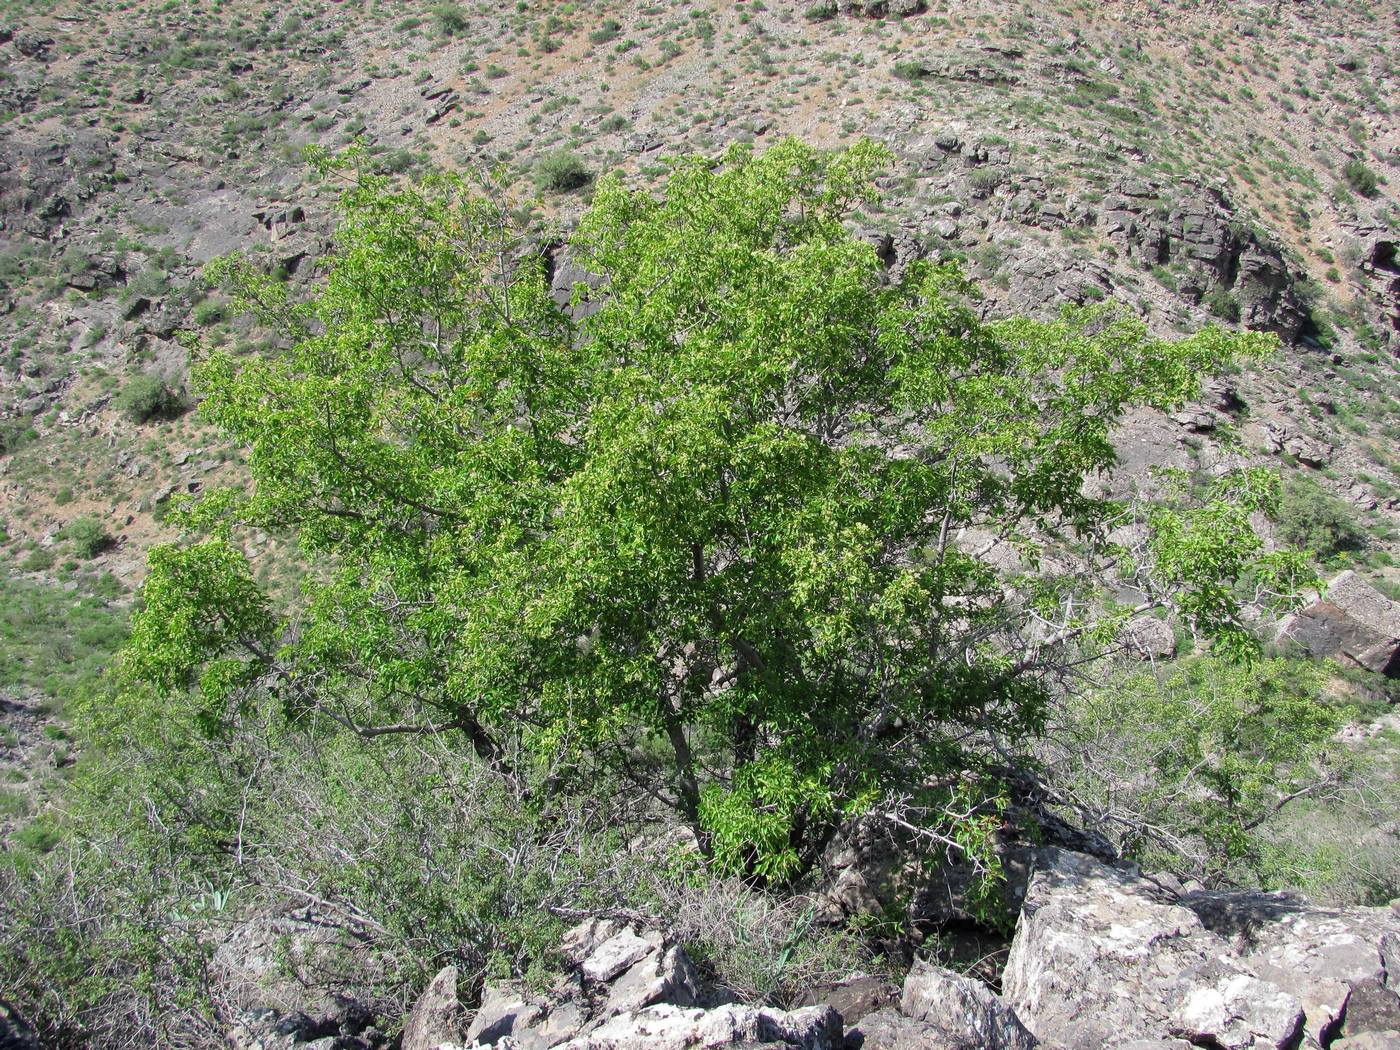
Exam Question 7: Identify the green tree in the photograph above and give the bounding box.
[116,141,1310,884]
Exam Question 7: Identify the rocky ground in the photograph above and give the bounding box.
[205,847,1399,1050]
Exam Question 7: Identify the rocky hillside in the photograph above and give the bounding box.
[2,0,1398,602]
[1,0,1400,1046]
[4,0,1394,819]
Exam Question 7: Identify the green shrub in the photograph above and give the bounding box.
[1205,284,1241,322]
[1343,158,1379,197]
[0,421,39,456]
[192,300,225,325]
[62,517,113,559]
[1275,474,1367,564]
[433,3,468,37]
[804,1,838,21]
[19,549,54,573]
[589,18,622,44]
[535,151,592,192]
[114,374,186,424]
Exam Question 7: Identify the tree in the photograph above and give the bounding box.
[118,141,1311,884]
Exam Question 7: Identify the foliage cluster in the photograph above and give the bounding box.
[1045,656,1373,890]
[114,374,187,424]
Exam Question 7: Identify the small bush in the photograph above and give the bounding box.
[114,375,186,424]
[192,300,225,326]
[62,517,113,559]
[589,18,622,44]
[1343,158,1379,197]
[1205,285,1241,322]
[433,3,469,37]
[0,421,39,456]
[804,1,838,21]
[892,61,929,82]
[535,152,592,193]
[1275,474,1367,564]
[20,548,54,572]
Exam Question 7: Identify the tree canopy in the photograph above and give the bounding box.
[113,140,1312,884]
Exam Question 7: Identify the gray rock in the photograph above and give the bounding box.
[402,967,465,1050]
[212,913,362,1018]
[899,962,1036,1050]
[1121,617,1177,660]
[465,922,701,1049]
[1276,570,1400,677]
[794,975,896,1026]
[465,984,545,1047]
[1181,889,1400,1045]
[553,1003,843,1050]
[602,944,701,1018]
[0,1000,39,1050]
[1003,850,1400,1050]
[1338,978,1400,1039]
[12,31,53,59]
[848,1008,952,1050]
[582,927,662,983]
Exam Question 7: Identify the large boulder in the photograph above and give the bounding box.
[402,967,466,1050]
[1275,570,1400,677]
[849,961,1037,1050]
[1002,849,1400,1050]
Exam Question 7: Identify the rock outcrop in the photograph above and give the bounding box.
[1100,179,1309,342]
[1002,848,1400,1050]
[410,920,1038,1050]
[387,848,1400,1050]
[1276,570,1400,677]
[850,962,1037,1050]
[410,919,848,1050]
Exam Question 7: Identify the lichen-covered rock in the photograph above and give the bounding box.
[402,967,466,1050]
[1002,849,1400,1050]
[1275,570,1400,677]
[553,1003,843,1050]
[897,961,1036,1049]
[456,921,700,1050]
